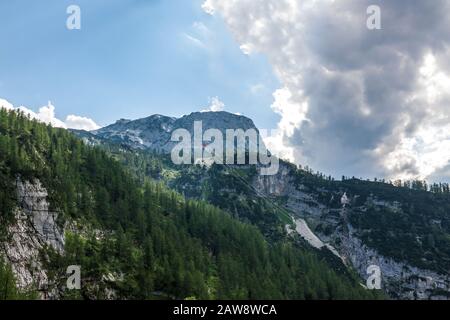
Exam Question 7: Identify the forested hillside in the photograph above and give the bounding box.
[0,109,380,300]
[289,169,450,274]
[87,146,292,241]
[99,141,450,276]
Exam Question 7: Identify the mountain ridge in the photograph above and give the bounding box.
[72,110,450,300]
[76,111,261,153]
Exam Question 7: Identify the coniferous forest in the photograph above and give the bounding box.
[0,109,381,300]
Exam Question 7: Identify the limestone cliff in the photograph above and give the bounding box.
[253,162,450,300]
[2,179,64,299]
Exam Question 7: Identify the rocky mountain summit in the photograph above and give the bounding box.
[85,111,260,153]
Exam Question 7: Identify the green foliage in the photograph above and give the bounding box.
[291,164,450,273]
[0,110,380,300]
[0,257,37,300]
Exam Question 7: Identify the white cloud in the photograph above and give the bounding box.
[203,0,450,181]
[239,43,254,55]
[263,88,309,163]
[378,53,450,180]
[0,98,14,111]
[263,129,295,163]
[202,96,225,112]
[0,98,100,131]
[202,0,216,15]
[271,87,309,138]
[65,114,100,131]
[23,102,67,128]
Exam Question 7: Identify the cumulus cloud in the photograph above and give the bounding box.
[204,0,450,181]
[202,0,216,15]
[16,102,67,128]
[0,98,100,131]
[65,114,101,131]
[202,96,226,112]
[0,98,14,111]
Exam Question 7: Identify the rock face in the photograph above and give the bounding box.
[288,218,343,261]
[92,115,176,151]
[87,111,262,153]
[253,162,450,300]
[340,224,450,300]
[2,179,64,298]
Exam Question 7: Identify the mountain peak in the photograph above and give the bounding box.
[115,118,131,124]
[88,111,260,152]
[179,111,257,131]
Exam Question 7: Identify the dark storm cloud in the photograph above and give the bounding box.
[207,0,450,180]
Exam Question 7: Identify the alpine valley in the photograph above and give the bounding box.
[1,108,449,300]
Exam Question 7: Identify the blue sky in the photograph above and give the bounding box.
[0,0,279,129]
[4,0,450,181]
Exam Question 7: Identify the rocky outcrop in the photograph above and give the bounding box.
[253,161,292,195]
[92,114,176,151]
[84,111,263,154]
[288,218,343,261]
[339,223,449,299]
[253,167,450,300]
[2,178,64,299]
